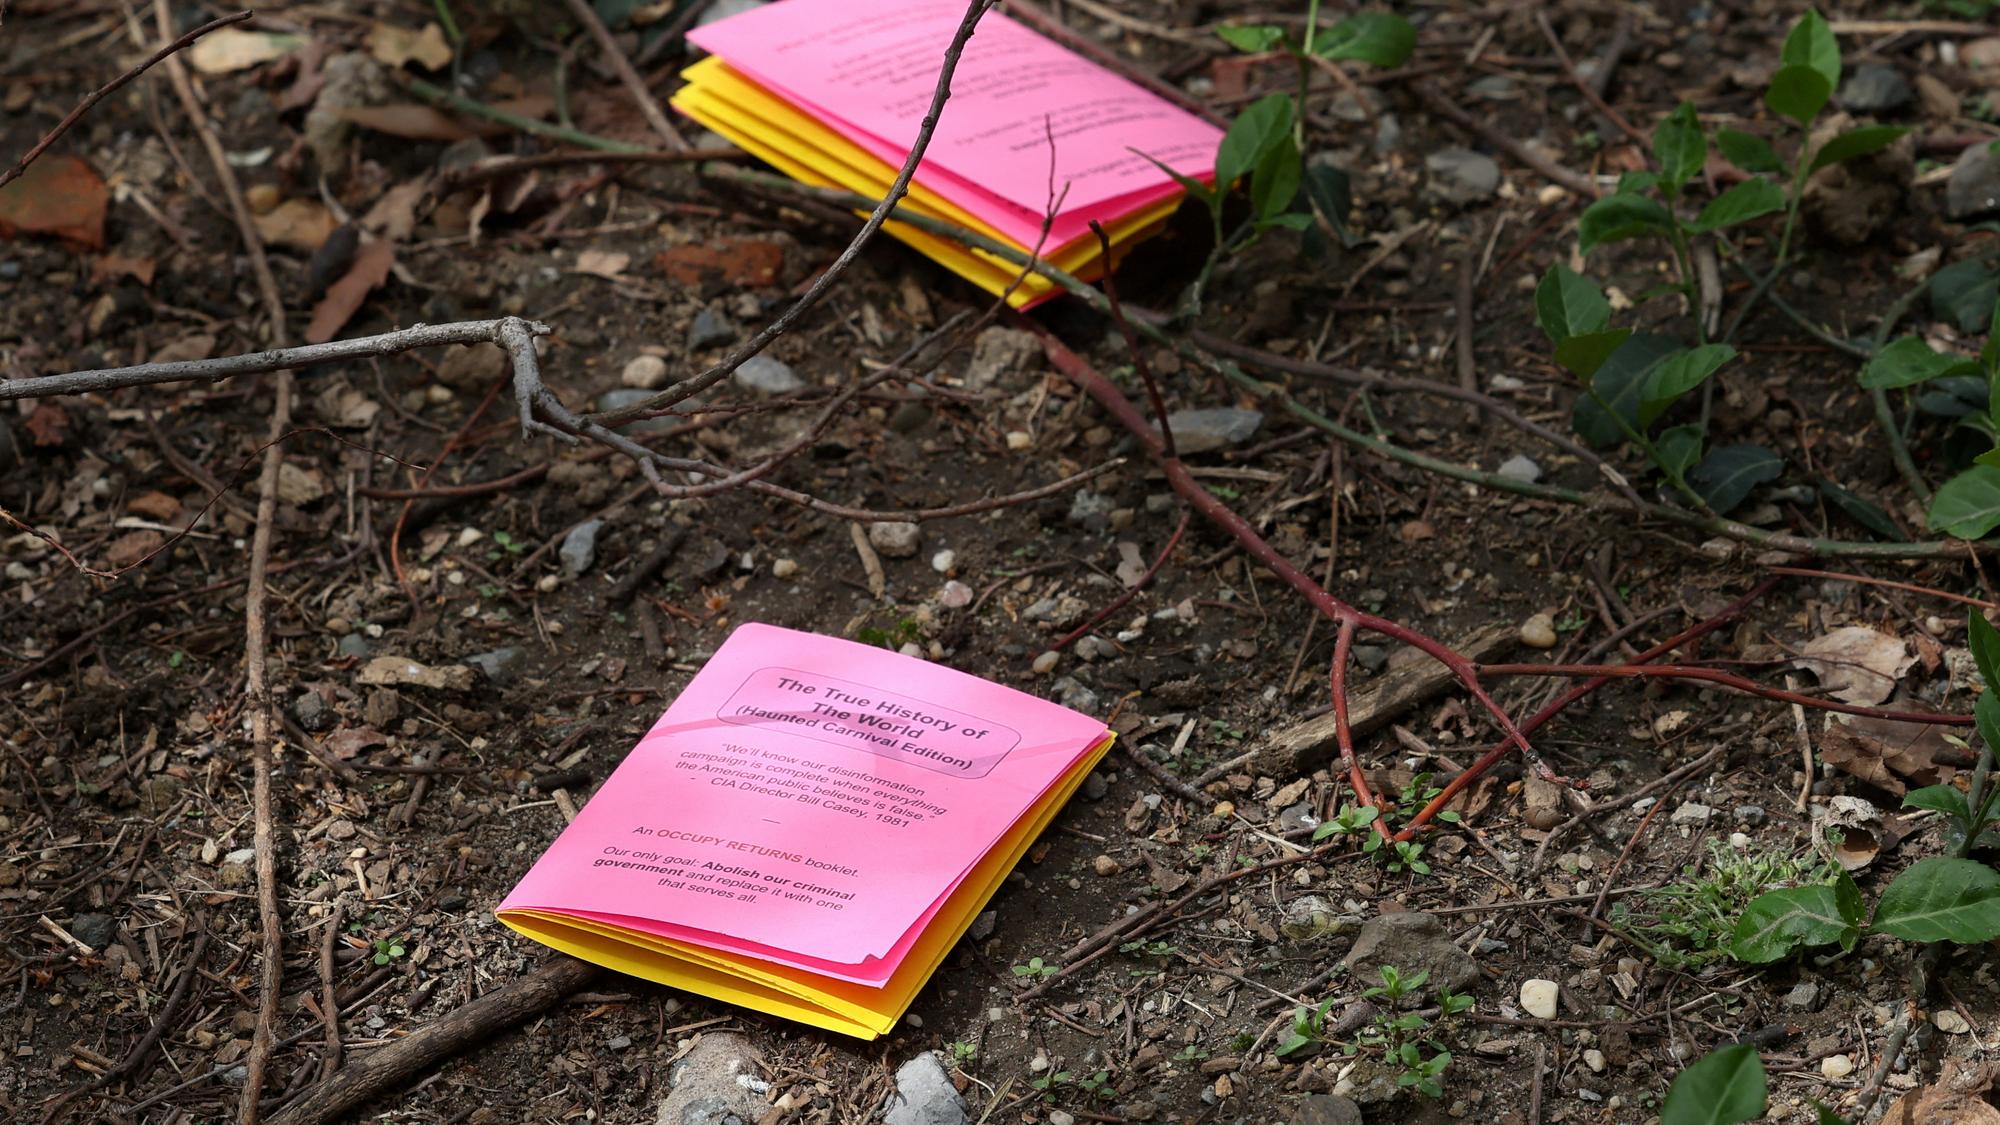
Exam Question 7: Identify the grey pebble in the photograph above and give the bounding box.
[884,1053,969,1125]
[464,646,526,684]
[734,355,803,394]
[560,519,603,577]
[687,307,737,350]
[1840,64,1912,114]
[1165,408,1263,453]
[1425,148,1500,204]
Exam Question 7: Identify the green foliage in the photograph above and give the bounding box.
[1730,875,1862,963]
[1309,12,1416,67]
[1870,857,2000,942]
[1660,1044,1768,1125]
[1010,956,1059,980]
[1281,965,1466,1099]
[1616,839,1840,967]
[371,936,408,965]
[947,1040,978,1065]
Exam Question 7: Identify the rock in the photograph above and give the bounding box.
[68,912,115,950]
[1083,773,1109,800]
[559,519,603,577]
[939,580,972,608]
[1280,895,1344,941]
[1519,614,1558,649]
[1032,651,1060,675]
[357,656,475,692]
[621,355,670,389]
[687,307,737,350]
[1050,676,1099,713]
[596,389,677,434]
[771,558,797,579]
[1934,1008,1972,1034]
[1351,644,1389,673]
[336,633,371,659]
[1736,804,1768,826]
[1583,1049,1608,1073]
[884,1052,968,1125]
[1803,114,1913,243]
[1820,1053,1854,1079]
[1005,430,1033,451]
[291,691,333,732]
[1048,1113,1075,1125]
[1948,141,2000,219]
[1425,148,1500,204]
[1068,490,1116,532]
[464,647,527,684]
[930,549,956,574]
[1915,73,1959,120]
[1290,1094,1365,1125]
[1165,408,1263,453]
[1092,854,1121,876]
[967,910,998,942]
[1519,978,1559,1020]
[868,521,920,558]
[963,327,1039,389]
[734,355,803,394]
[1784,981,1821,1010]
[1840,64,1912,113]
[1343,912,1477,994]
[1496,454,1542,483]
[654,1031,768,1125]
[1671,802,1715,825]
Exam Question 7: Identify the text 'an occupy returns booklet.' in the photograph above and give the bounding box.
[498,623,1112,1037]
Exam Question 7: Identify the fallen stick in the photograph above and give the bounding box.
[264,955,603,1125]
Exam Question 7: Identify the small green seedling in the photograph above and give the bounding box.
[1010,956,1058,980]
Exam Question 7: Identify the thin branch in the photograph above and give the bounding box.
[399,76,650,153]
[1412,83,1601,197]
[1474,662,1973,726]
[0,11,251,191]
[438,148,740,191]
[556,0,690,151]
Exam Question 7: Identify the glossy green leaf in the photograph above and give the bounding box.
[1928,465,2000,539]
[1616,170,1662,195]
[1217,95,1293,189]
[1656,424,1703,480]
[1861,336,1979,390]
[1653,101,1707,189]
[1781,8,1841,93]
[1311,12,1416,68]
[1716,129,1782,174]
[1578,193,1674,254]
[1250,133,1303,222]
[1816,480,1900,539]
[1571,333,1680,448]
[1643,344,1737,419]
[1555,329,1633,381]
[1930,258,2000,334]
[1660,1043,1766,1125]
[1972,617,2000,704]
[1691,445,1782,514]
[1766,64,1833,128]
[1688,179,1786,233]
[1730,886,1858,963]
[1809,125,1908,172]
[1905,783,1972,820]
[1131,148,1214,207]
[1871,856,2000,942]
[1535,263,1611,343]
[1303,161,1355,246]
[1216,24,1287,54]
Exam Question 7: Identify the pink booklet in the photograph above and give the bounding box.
[498,624,1111,1032]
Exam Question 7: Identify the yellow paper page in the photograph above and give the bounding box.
[502,734,1112,1037]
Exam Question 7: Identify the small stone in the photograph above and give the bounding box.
[357,656,476,692]
[734,354,804,394]
[1583,1049,1607,1073]
[1496,454,1542,483]
[1735,804,1768,826]
[1068,491,1116,532]
[868,521,920,558]
[1164,408,1262,453]
[594,389,676,433]
[291,691,333,732]
[1821,1053,1855,1079]
[655,1031,768,1125]
[963,327,1039,389]
[1092,855,1121,876]
[1048,1113,1076,1125]
[1005,430,1033,450]
[68,913,115,950]
[1345,912,1478,994]
[1351,644,1390,673]
[1426,148,1501,204]
[1671,802,1715,825]
[606,1035,633,1051]
[772,558,798,579]
[1784,981,1821,1011]
[559,519,603,577]
[1840,64,1912,114]
[1933,1008,1972,1034]
[687,307,737,350]
[1083,773,1109,801]
[930,549,956,574]
[1948,141,2000,220]
[938,580,972,608]
[1519,613,1558,649]
[1915,73,1960,120]
[968,910,998,941]
[463,647,526,684]
[1032,651,1060,675]
[884,1052,969,1125]
[620,355,669,389]
[245,183,282,214]
[1289,1094,1365,1125]
[1519,979,1559,1020]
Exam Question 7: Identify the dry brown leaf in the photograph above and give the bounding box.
[150,334,215,365]
[1793,626,1916,705]
[365,22,453,71]
[305,239,395,343]
[323,727,390,759]
[125,491,182,522]
[188,27,300,75]
[103,529,163,570]
[252,199,338,254]
[24,402,69,446]
[573,248,630,279]
[276,463,327,505]
[91,255,155,286]
[360,179,428,242]
[315,380,381,430]
[0,154,107,249]
[1817,714,1959,797]
[1881,1059,2000,1125]
[338,97,553,142]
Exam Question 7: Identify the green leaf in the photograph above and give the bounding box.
[1130,148,1215,207]
[1259,212,1314,231]
[1765,65,1833,128]
[1688,179,1786,233]
[1781,8,1841,93]
[1730,886,1858,963]
[1928,465,2000,539]
[1643,344,1737,420]
[1813,1105,1851,1125]
[1578,193,1674,254]
[1969,611,2000,697]
[1660,1043,1767,1125]
[1716,129,1782,174]
[1861,336,1980,390]
[1215,24,1287,54]
[1905,783,1972,820]
[1930,258,2000,334]
[1809,125,1908,172]
[1616,170,1663,195]
[1656,424,1704,480]
[1303,162,1355,246]
[1652,101,1707,189]
[1816,480,1901,539]
[1311,12,1416,68]
[1871,856,2000,942]
[1571,333,1680,448]
[1535,263,1612,343]
[1250,134,1304,223]
[1554,329,1633,381]
[1691,445,1782,514]
[1216,95,1293,190]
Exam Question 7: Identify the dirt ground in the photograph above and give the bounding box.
[4,2,2000,1123]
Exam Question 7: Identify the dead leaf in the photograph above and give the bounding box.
[360,179,427,242]
[0,155,108,249]
[91,255,155,286]
[572,248,630,279]
[357,656,475,692]
[338,97,553,142]
[435,342,506,389]
[365,22,453,71]
[305,239,395,343]
[103,529,163,570]
[1814,795,1884,870]
[253,199,338,254]
[1817,715,1959,797]
[150,334,216,365]
[188,27,301,75]
[323,727,390,759]
[24,402,69,446]
[276,463,327,505]
[126,491,182,522]
[1793,626,1916,705]
[1881,1059,2000,1125]
[314,380,381,429]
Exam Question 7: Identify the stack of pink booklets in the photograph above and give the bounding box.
[499,624,1113,1037]
[671,0,1224,307]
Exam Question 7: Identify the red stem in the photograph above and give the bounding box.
[1473,663,1972,727]
[1330,617,1390,838]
